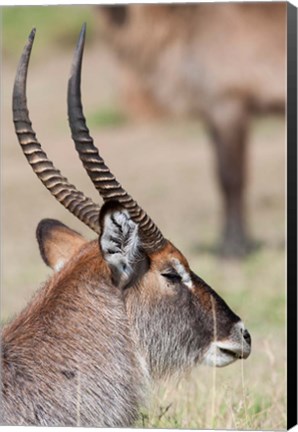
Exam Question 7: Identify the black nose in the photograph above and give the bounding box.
[242,329,251,346]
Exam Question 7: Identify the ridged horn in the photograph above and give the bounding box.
[68,24,166,252]
[12,28,101,234]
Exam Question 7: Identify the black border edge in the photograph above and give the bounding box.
[287,1,298,430]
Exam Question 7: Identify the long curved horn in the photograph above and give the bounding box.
[68,24,166,252]
[13,28,101,234]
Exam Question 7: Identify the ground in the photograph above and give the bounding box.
[2,8,286,429]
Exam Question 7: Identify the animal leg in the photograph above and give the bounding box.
[208,100,252,257]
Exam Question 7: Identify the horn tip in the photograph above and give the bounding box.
[29,28,36,41]
[80,23,87,40]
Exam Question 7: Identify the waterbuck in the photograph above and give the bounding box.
[98,2,286,257]
[1,26,251,427]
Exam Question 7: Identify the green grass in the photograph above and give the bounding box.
[1,18,286,427]
[87,107,127,129]
[2,5,95,59]
[136,241,286,430]
[136,355,286,429]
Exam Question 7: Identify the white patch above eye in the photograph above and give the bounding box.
[172,258,193,289]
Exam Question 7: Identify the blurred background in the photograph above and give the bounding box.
[2,4,286,429]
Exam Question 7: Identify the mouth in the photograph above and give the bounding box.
[202,340,251,367]
[218,347,243,360]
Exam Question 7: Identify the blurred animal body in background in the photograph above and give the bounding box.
[98,2,286,257]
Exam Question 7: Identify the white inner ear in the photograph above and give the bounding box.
[100,210,140,285]
[54,258,66,273]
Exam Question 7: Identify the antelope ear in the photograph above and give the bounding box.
[99,201,149,289]
[36,219,87,271]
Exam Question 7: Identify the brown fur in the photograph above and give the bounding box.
[2,240,145,426]
[1,210,251,426]
[36,219,87,270]
[2,20,254,423]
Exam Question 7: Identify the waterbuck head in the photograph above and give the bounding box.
[13,25,251,382]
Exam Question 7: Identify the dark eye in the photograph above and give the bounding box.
[161,272,182,283]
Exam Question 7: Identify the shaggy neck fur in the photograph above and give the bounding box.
[1,242,148,427]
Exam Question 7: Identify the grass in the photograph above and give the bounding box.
[137,352,286,429]
[2,117,287,429]
[87,107,127,129]
[2,221,286,429]
[1,6,286,428]
[1,108,286,430]
[134,240,286,430]
[2,5,96,60]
